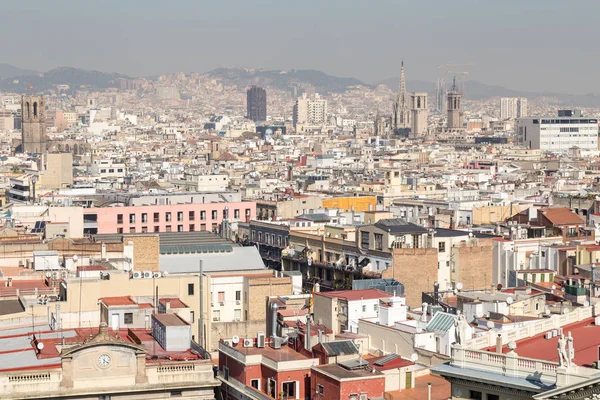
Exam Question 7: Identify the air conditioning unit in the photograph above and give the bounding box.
[143,271,152,279]
[153,272,161,278]
[219,302,224,306]
[236,300,241,305]
[243,339,253,348]
[223,340,232,346]
[257,331,265,348]
[544,332,553,340]
[132,271,142,279]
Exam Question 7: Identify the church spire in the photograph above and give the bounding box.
[399,60,406,96]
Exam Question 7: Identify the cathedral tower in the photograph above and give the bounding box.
[392,61,410,132]
[21,95,46,153]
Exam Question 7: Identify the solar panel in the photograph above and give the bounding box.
[374,354,399,366]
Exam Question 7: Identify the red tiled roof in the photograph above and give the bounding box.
[541,208,585,225]
[100,296,136,306]
[159,298,188,309]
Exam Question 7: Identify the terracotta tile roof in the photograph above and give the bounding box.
[316,289,392,301]
[541,207,585,225]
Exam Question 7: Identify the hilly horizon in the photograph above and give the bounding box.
[1,63,599,106]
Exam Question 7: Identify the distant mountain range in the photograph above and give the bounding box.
[205,67,365,94]
[1,63,599,106]
[0,65,130,92]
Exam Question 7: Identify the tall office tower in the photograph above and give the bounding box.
[392,61,410,131]
[501,97,528,120]
[246,86,267,122]
[293,93,327,128]
[447,78,464,130]
[435,78,446,112]
[410,92,428,137]
[21,95,46,153]
[516,97,528,118]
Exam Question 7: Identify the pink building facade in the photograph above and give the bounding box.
[83,201,256,235]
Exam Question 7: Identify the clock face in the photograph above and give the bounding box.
[97,353,111,368]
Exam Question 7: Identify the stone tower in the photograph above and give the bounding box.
[447,77,464,131]
[21,95,46,153]
[410,92,428,138]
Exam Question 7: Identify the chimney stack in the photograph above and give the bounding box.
[496,334,503,353]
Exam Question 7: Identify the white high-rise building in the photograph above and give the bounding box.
[516,111,598,152]
[500,97,528,120]
[293,93,328,128]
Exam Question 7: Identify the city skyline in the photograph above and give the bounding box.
[2,1,599,94]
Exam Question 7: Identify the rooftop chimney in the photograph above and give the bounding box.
[433,282,439,306]
[496,334,502,353]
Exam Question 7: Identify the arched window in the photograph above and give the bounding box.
[26,102,30,119]
[33,102,38,118]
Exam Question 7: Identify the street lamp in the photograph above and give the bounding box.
[427,382,432,400]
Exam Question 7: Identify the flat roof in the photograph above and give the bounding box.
[312,363,384,380]
[316,289,392,302]
[100,296,137,306]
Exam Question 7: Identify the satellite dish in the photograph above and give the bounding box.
[72,255,78,262]
[45,272,51,278]
[456,282,464,291]
[486,321,495,330]
[37,342,44,350]
[506,297,514,305]
[410,353,418,362]
[551,285,556,290]
[232,335,240,344]
[507,341,517,351]
[563,308,570,314]
[496,284,503,291]
[584,301,590,307]
[545,307,551,315]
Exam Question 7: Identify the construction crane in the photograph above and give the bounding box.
[448,71,470,97]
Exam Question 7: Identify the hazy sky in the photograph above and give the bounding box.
[3,0,599,94]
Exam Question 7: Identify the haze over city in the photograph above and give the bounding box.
[3,0,600,94]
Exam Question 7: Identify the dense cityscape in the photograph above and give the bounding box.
[2,3,600,400]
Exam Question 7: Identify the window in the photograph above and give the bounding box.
[154,212,160,222]
[374,233,383,250]
[154,226,160,232]
[362,305,366,312]
[282,381,296,399]
[189,211,195,220]
[117,228,123,234]
[359,394,367,400]
[117,214,123,224]
[177,225,184,232]
[124,313,133,325]
[349,395,358,400]
[251,379,260,390]
[469,390,482,400]
[317,384,324,395]
[188,283,194,296]
[177,211,183,221]
[234,309,241,320]
[129,214,135,224]
[212,223,218,232]
[234,209,240,219]
[129,227,136,233]
[165,212,171,222]
[236,290,241,301]
[245,208,251,217]
[108,169,114,173]
[165,225,172,232]
[100,169,106,173]
[438,241,446,253]
[117,168,123,173]
[268,378,277,398]
[200,210,206,220]
[218,291,225,303]
[189,224,195,232]
[141,213,147,223]
[361,231,369,249]
[190,311,195,323]
[487,395,499,400]
[141,226,148,233]
[170,391,182,398]
[374,304,378,311]
[213,310,220,321]
[212,210,218,220]
[200,223,206,231]
[223,366,229,381]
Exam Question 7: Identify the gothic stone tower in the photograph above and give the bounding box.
[21,95,46,153]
